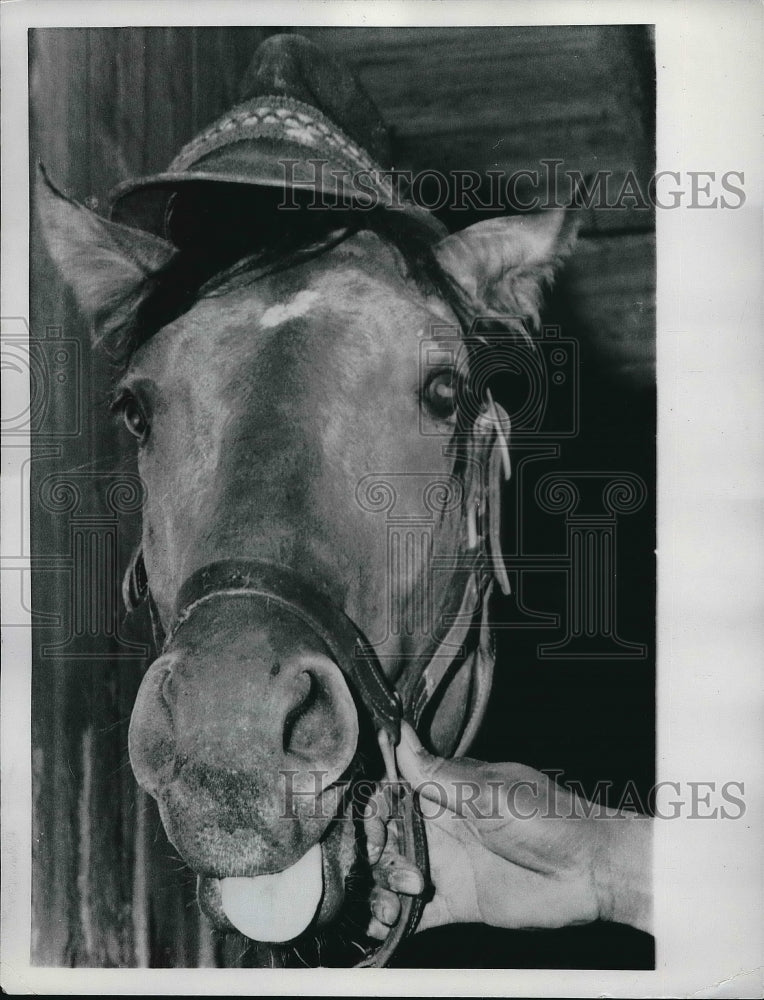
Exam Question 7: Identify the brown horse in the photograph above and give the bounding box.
[38,34,577,966]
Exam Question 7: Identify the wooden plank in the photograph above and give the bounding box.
[114,28,148,182]
[559,232,656,386]
[190,28,280,135]
[143,27,195,178]
[30,26,90,968]
[79,27,142,968]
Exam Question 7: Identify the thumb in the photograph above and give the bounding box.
[396,721,485,814]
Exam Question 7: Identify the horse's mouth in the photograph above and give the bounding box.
[197,813,359,945]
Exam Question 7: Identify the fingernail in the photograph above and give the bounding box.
[366,919,388,941]
[377,902,397,925]
[367,841,383,865]
[400,721,423,752]
[391,868,424,895]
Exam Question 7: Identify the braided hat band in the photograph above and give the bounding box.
[107,35,447,242]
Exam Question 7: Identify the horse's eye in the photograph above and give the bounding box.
[120,394,150,442]
[422,369,458,420]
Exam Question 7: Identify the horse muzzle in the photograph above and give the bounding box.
[128,586,361,931]
[127,560,425,956]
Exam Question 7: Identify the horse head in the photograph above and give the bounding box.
[37,34,576,965]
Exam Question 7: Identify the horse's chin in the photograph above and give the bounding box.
[196,815,358,944]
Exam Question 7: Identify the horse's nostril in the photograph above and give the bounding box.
[159,665,174,708]
[280,657,359,782]
[282,669,324,756]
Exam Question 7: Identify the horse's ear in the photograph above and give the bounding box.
[35,165,177,350]
[433,208,579,329]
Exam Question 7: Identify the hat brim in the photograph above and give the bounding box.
[108,159,447,243]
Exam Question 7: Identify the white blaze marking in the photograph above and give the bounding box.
[259,289,320,330]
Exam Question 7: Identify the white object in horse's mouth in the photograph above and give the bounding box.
[219,844,323,943]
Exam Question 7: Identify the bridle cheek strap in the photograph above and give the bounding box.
[410,404,511,751]
[356,774,429,967]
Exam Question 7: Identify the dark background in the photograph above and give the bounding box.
[29,25,655,968]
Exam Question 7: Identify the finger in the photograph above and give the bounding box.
[365,781,397,820]
[363,782,405,865]
[362,794,388,866]
[396,721,485,812]
[366,916,391,941]
[374,848,425,896]
[370,885,401,927]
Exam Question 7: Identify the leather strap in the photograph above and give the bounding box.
[167,558,403,741]
[356,781,429,967]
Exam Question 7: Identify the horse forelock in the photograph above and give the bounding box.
[104,209,451,375]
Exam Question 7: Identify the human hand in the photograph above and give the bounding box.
[363,722,652,939]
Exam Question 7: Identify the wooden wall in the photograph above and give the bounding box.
[301,26,655,384]
[29,26,278,969]
[29,25,655,968]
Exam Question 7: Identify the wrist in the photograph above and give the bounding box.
[593,810,653,934]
